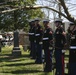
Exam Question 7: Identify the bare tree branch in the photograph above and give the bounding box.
[0,8,18,13]
[0,5,67,18]
[0,4,76,24]
[59,0,76,23]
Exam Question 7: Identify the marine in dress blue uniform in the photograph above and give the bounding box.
[34,18,43,64]
[68,22,76,75]
[54,18,66,75]
[42,19,53,72]
[28,19,36,59]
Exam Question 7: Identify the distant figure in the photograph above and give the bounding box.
[42,19,53,72]
[28,19,36,59]
[68,22,76,75]
[34,18,43,64]
[54,18,66,75]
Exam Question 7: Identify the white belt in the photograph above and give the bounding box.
[70,46,76,49]
[35,34,40,36]
[28,33,34,35]
[71,37,75,39]
[43,38,49,40]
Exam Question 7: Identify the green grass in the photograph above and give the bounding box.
[0,45,53,75]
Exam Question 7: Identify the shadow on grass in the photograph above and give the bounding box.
[12,69,42,74]
[2,70,53,75]
[4,62,35,66]
[0,55,13,62]
[0,53,31,62]
[2,69,42,74]
[0,54,12,56]
[0,56,30,62]
[21,54,30,58]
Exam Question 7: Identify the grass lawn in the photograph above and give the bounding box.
[0,45,53,75]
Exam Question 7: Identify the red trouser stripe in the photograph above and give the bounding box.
[62,54,64,75]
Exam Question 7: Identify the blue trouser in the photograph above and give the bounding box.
[55,49,64,75]
[35,43,42,63]
[43,44,52,72]
[30,42,36,59]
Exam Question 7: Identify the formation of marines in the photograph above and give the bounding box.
[28,18,76,75]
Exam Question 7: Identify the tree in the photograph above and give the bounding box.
[0,0,45,31]
[58,0,76,23]
[1,0,76,27]
[36,0,76,22]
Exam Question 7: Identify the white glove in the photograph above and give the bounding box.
[62,50,66,53]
